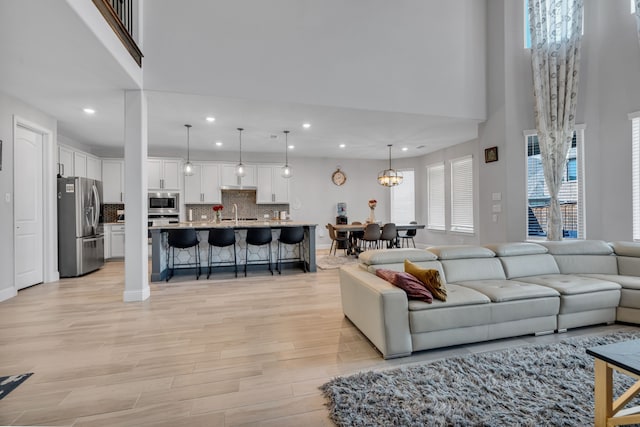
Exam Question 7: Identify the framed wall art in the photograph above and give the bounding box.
[484,146,498,163]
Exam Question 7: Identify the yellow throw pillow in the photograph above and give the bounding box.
[404,259,447,301]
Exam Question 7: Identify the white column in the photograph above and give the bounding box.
[123,90,150,302]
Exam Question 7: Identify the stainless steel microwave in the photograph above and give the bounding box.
[148,192,180,215]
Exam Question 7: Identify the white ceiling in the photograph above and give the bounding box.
[0,0,486,160]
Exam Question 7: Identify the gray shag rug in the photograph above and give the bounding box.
[321,331,640,426]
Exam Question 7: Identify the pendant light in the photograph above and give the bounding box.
[377,144,403,187]
[183,124,194,176]
[281,130,293,178]
[235,127,246,177]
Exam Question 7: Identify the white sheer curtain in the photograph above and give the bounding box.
[636,1,640,47]
[528,0,584,240]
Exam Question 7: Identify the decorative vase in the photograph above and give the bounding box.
[369,207,376,223]
[216,211,222,223]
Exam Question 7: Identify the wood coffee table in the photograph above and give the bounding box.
[587,339,640,427]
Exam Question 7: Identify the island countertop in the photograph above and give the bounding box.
[149,221,317,230]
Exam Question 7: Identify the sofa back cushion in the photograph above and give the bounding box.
[427,245,495,260]
[440,257,506,283]
[536,240,613,255]
[359,248,437,266]
[485,242,547,256]
[499,253,560,278]
[536,239,617,274]
[611,241,640,257]
[553,255,618,274]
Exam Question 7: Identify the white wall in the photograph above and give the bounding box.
[143,0,487,122]
[0,91,58,301]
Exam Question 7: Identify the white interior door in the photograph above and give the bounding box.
[15,125,44,290]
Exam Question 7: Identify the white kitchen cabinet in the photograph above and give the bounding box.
[57,145,74,177]
[184,163,221,204]
[148,158,181,190]
[220,164,256,188]
[74,151,87,178]
[105,224,125,259]
[102,159,125,203]
[87,155,101,181]
[257,165,289,204]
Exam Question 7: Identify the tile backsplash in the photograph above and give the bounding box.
[103,190,289,223]
[187,190,289,221]
[103,204,124,223]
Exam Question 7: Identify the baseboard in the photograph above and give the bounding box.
[0,286,18,302]
[123,286,150,302]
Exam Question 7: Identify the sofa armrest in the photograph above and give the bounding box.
[339,265,412,358]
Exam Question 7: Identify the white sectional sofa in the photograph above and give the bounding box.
[339,240,640,359]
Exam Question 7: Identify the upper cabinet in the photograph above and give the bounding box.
[148,158,181,190]
[57,145,74,177]
[57,144,101,181]
[220,164,257,188]
[184,163,221,204]
[102,159,125,203]
[256,165,289,204]
[86,156,102,181]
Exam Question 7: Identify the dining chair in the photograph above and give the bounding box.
[326,223,348,256]
[398,221,418,248]
[361,223,381,251]
[379,223,398,249]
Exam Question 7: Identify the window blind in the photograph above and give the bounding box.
[390,169,415,224]
[450,155,474,233]
[427,163,445,230]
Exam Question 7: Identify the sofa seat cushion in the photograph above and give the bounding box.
[579,274,640,290]
[408,284,490,311]
[454,279,560,302]
[517,274,621,295]
[620,289,640,308]
[408,284,491,333]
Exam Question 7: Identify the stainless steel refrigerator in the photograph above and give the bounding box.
[57,177,105,277]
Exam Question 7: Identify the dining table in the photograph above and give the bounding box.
[331,223,426,255]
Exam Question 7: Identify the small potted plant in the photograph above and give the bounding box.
[212,204,224,223]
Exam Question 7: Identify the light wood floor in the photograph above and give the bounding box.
[0,258,636,426]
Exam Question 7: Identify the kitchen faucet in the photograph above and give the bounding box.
[233,203,238,225]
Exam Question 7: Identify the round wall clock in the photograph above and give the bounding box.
[332,168,347,186]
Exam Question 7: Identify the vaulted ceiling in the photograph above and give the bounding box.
[0,0,487,160]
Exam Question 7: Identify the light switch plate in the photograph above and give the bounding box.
[492,204,502,213]
[4,193,10,203]
[492,192,502,201]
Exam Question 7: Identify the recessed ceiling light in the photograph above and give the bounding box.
[339,143,346,148]
[206,117,215,122]
[288,145,294,149]
[402,147,409,151]
[302,123,311,129]
[83,108,96,115]
[215,141,223,146]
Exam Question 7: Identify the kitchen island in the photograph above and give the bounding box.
[148,221,317,281]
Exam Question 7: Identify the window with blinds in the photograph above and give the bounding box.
[426,163,445,230]
[525,126,585,239]
[450,156,474,233]
[390,169,415,224]
[631,113,640,241]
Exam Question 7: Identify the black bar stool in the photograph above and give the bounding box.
[207,228,238,278]
[244,227,273,276]
[277,226,306,273]
[166,228,200,282]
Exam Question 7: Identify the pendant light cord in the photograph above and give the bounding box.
[237,128,243,164]
[284,130,289,166]
[185,124,192,163]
